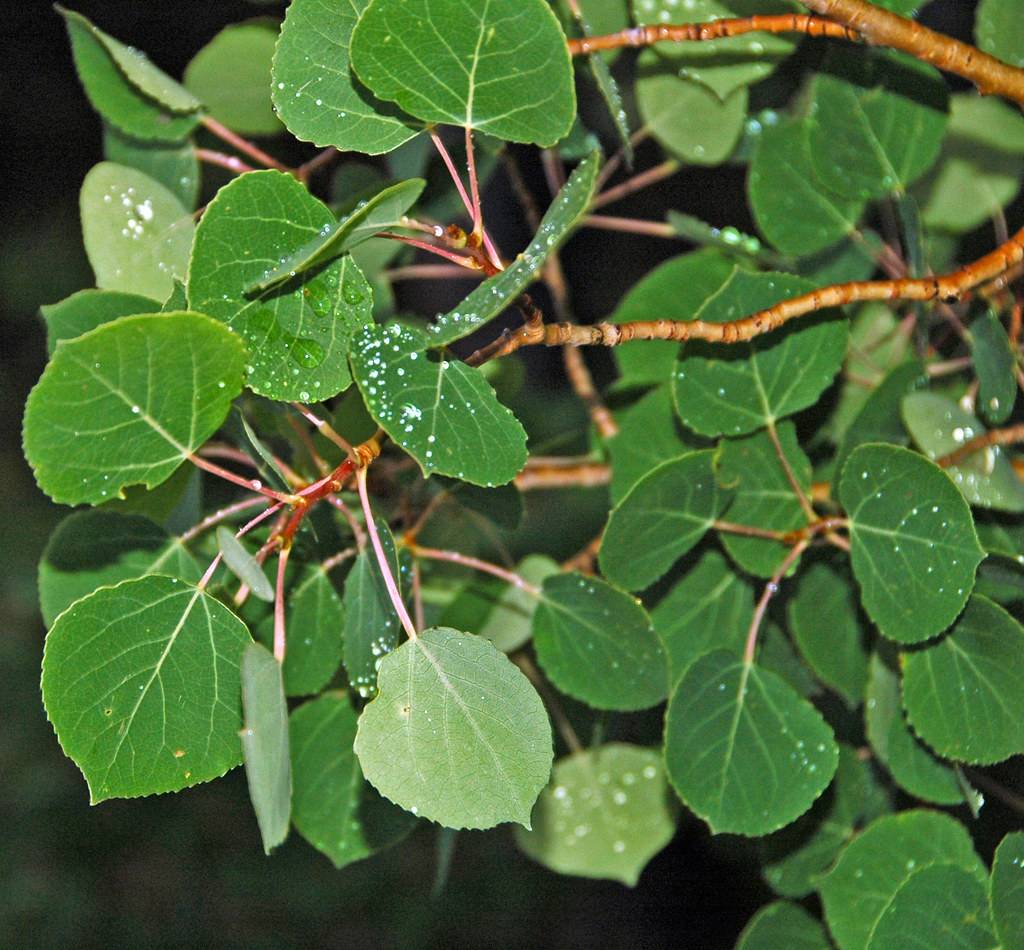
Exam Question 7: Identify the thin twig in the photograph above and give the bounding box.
[935,422,1024,469]
[195,148,256,175]
[199,115,291,173]
[583,215,677,238]
[767,419,816,522]
[409,544,542,596]
[590,160,679,211]
[514,654,584,756]
[744,540,810,665]
[273,545,291,662]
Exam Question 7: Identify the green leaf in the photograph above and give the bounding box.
[635,0,798,100]
[672,269,848,437]
[788,562,869,706]
[477,555,559,653]
[838,444,984,644]
[533,573,667,711]
[188,170,373,402]
[81,163,195,300]
[350,323,527,486]
[760,624,821,700]
[945,93,1024,154]
[240,642,291,854]
[343,521,403,699]
[715,422,811,578]
[902,392,1024,512]
[737,901,831,950]
[428,152,600,345]
[976,0,1024,68]
[38,511,199,627]
[290,693,415,869]
[835,359,928,475]
[249,178,426,293]
[39,288,161,355]
[610,248,736,390]
[103,126,199,209]
[865,651,965,805]
[869,864,996,950]
[216,527,275,602]
[600,450,723,591]
[652,549,753,690]
[637,51,747,165]
[972,311,1017,424]
[749,118,865,256]
[990,832,1024,949]
[664,649,838,836]
[902,595,1024,764]
[279,568,344,696]
[271,0,417,154]
[354,627,553,829]
[60,7,200,141]
[350,0,576,146]
[606,386,702,504]
[516,744,676,887]
[24,313,247,506]
[41,575,251,802]
[819,810,986,950]
[807,47,949,200]
[184,22,281,136]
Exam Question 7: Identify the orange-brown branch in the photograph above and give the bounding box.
[514,460,611,491]
[936,423,1024,470]
[566,14,859,55]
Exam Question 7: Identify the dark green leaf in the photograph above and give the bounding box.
[354,627,553,829]
[737,901,830,950]
[600,450,723,590]
[188,170,373,402]
[24,313,247,506]
[516,743,676,887]
[103,126,199,209]
[673,270,848,437]
[990,832,1024,949]
[41,575,251,801]
[350,0,576,146]
[972,311,1017,424]
[280,568,344,696]
[839,444,984,644]
[534,573,667,711]
[240,642,291,854]
[664,649,838,836]
[38,511,199,627]
[40,288,161,355]
[290,693,415,869]
[350,323,527,486]
[902,595,1024,764]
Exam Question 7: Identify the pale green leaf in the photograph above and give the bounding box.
[40,288,161,355]
[429,152,600,345]
[868,864,996,950]
[990,832,1024,949]
[737,901,831,950]
[600,450,723,591]
[38,511,199,627]
[184,22,281,136]
[902,392,1024,512]
[533,573,667,711]
[81,163,195,300]
[240,642,291,854]
[41,575,251,802]
[290,693,416,869]
[103,126,199,209]
[673,269,848,437]
[902,595,1024,765]
[354,627,553,829]
[350,323,527,486]
[477,555,559,653]
[664,649,838,836]
[249,178,426,293]
[188,170,373,402]
[976,0,1024,68]
[350,0,576,146]
[24,313,247,506]
[217,527,275,602]
[819,810,986,950]
[516,744,676,887]
[838,444,984,644]
[946,93,1024,154]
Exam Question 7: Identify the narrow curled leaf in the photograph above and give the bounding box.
[240,643,291,854]
[354,627,553,829]
[350,0,576,146]
[216,527,275,602]
[41,575,252,802]
[429,152,600,345]
[249,178,426,293]
[24,313,246,506]
[664,650,838,836]
[516,744,677,887]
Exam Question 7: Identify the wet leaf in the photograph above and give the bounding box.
[39,288,161,355]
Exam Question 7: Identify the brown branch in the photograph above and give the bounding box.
[514,461,611,491]
[744,540,810,665]
[583,215,676,239]
[590,160,680,210]
[935,423,1024,469]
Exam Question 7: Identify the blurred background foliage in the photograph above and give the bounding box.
[1,1,1010,947]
